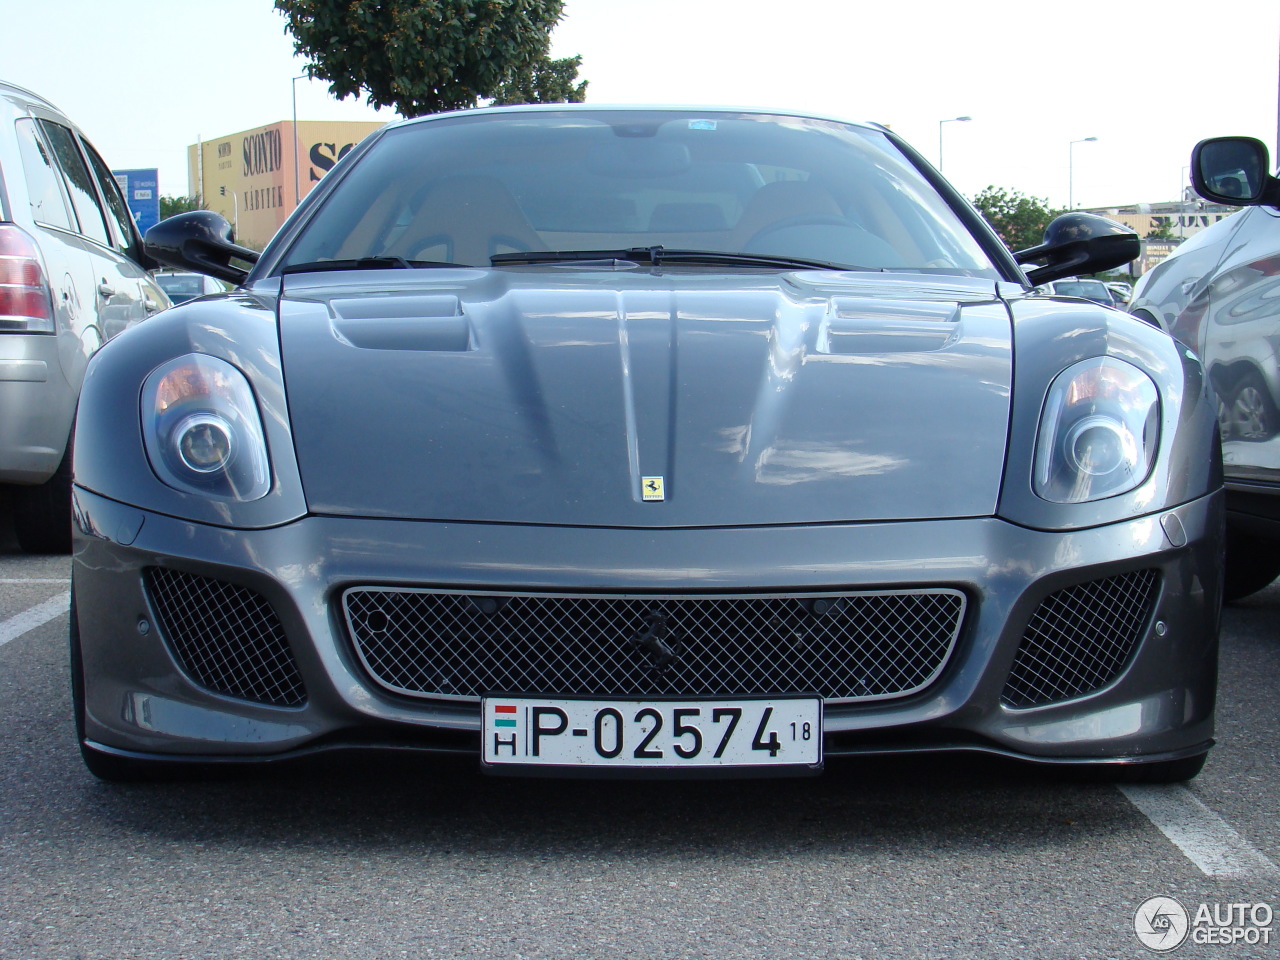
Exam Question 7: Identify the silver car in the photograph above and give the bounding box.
[1035,277,1119,307]
[0,80,168,552]
[1129,136,1280,600]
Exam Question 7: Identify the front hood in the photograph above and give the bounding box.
[278,269,1013,527]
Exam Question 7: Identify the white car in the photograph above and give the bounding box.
[0,79,169,552]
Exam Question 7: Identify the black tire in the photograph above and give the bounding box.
[70,588,157,782]
[1223,527,1280,603]
[12,442,73,554]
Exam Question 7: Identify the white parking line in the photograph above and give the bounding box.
[1121,784,1280,878]
[0,591,70,648]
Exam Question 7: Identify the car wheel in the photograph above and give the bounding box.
[1227,371,1279,441]
[1223,527,1280,603]
[12,441,72,554]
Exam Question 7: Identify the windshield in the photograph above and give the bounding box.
[278,110,1000,278]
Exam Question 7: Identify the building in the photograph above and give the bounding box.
[188,120,385,250]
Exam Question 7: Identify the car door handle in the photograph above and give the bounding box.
[97,283,116,298]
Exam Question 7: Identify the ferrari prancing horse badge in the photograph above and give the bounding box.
[641,477,665,501]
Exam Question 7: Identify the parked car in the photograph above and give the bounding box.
[0,79,168,552]
[1106,280,1133,306]
[1129,135,1280,601]
[71,105,1221,785]
[153,270,226,305]
[1034,277,1119,306]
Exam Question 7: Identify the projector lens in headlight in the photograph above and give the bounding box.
[175,414,234,473]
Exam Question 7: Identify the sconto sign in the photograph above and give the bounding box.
[308,141,357,181]
[189,119,383,250]
[242,128,283,178]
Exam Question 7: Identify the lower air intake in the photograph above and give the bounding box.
[145,567,306,707]
[1002,569,1160,708]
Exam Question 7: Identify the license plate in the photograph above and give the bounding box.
[482,696,822,770]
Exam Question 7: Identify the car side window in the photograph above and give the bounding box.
[83,140,140,259]
[13,119,75,231]
[38,120,110,247]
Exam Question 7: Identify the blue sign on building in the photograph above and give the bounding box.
[112,168,161,237]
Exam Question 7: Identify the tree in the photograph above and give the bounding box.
[971,186,1064,253]
[159,195,202,220]
[275,0,586,117]
[490,54,587,105]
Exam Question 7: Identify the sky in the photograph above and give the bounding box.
[5,0,1279,210]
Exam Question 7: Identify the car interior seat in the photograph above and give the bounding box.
[392,175,546,265]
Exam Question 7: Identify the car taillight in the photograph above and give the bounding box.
[0,224,55,333]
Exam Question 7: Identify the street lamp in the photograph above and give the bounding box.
[938,116,971,171]
[1068,137,1098,210]
[1178,165,1190,239]
[291,73,308,208]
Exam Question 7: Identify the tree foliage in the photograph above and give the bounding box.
[970,186,1064,253]
[490,54,587,105]
[275,0,586,117]
[159,195,203,219]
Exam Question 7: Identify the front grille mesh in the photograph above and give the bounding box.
[343,589,966,702]
[1001,570,1160,708]
[145,568,306,707]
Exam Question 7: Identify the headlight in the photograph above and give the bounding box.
[1034,357,1159,503]
[141,354,270,501]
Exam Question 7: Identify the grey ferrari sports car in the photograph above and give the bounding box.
[71,105,1222,782]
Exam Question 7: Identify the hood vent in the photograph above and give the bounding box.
[329,295,471,352]
[819,298,961,355]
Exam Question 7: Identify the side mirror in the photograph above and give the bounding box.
[144,211,259,285]
[1014,213,1139,287]
[1191,136,1280,207]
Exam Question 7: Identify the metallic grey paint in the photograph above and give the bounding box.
[72,106,1223,779]
[72,270,1223,775]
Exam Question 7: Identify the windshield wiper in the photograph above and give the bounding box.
[281,256,463,275]
[491,246,862,271]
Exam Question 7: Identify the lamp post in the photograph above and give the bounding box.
[1068,137,1098,209]
[291,73,308,208]
[938,116,971,171]
[1178,165,1190,239]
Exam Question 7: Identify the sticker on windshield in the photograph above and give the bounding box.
[688,120,717,131]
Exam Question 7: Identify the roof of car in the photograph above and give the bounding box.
[393,102,887,134]
[0,79,63,115]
